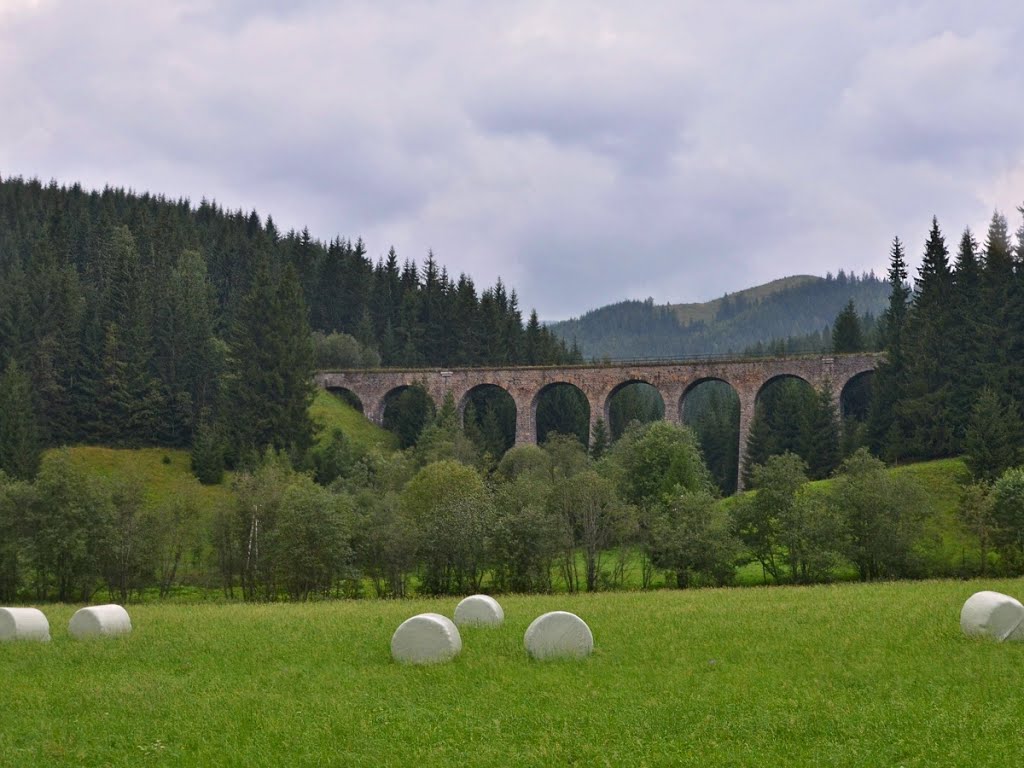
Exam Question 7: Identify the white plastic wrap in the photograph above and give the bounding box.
[68,604,132,639]
[0,607,51,642]
[391,612,462,664]
[524,610,593,660]
[960,591,1024,642]
[454,595,504,627]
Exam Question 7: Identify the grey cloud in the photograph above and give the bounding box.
[2,1,1023,319]
[835,29,1023,168]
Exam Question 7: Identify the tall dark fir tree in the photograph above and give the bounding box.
[0,359,43,480]
[948,228,984,436]
[221,257,315,462]
[867,236,911,457]
[900,217,956,458]
[831,300,864,353]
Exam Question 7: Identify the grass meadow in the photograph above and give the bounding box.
[4,578,1024,767]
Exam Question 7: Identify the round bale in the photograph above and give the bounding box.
[0,607,51,642]
[391,612,462,664]
[68,604,132,639]
[454,595,504,627]
[524,611,593,660]
[961,591,1024,641]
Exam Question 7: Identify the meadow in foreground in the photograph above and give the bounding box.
[3,579,1024,767]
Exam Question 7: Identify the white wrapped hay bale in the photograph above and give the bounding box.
[454,595,504,627]
[391,612,462,664]
[68,604,132,639]
[960,591,1024,642]
[524,611,593,660]
[0,607,51,642]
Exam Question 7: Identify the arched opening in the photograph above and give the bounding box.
[326,387,363,413]
[382,384,435,449]
[460,384,516,459]
[606,381,665,441]
[840,370,875,456]
[681,379,740,495]
[747,375,839,483]
[535,383,590,448]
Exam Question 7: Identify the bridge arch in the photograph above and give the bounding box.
[681,377,738,414]
[840,369,874,421]
[457,382,513,414]
[755,373,815,403]
[325,386,364,413]
[681,378,741,495]
[459,383,517,456]
[603,379,665,440]
[533,381,590,448]
[381,384,436,449]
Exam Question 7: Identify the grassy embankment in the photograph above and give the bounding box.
[308,387,397,453]
[4,579,1024,767]
[58,390,395,509]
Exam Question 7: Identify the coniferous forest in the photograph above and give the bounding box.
[2,173,1024,603]
[549,271,890,359]
[0,176,579,466]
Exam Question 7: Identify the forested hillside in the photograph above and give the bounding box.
[0,176,578,458]
[2,175,1024,606]
[549,272,888,359]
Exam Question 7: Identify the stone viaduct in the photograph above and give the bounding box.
[315,353,881,490]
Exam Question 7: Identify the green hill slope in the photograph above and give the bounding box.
[670,274,820,325]
[61,446,235,513]
[722,457,974,583]
[550,272,888,359]
[310,389,397,452]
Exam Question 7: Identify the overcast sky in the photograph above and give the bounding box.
[2,1,1022,319]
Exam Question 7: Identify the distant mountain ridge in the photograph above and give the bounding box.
[548,272,888,359]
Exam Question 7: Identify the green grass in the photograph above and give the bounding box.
[892,458,976,573]
[5,579,1024,766]
[310,388,397,452]
[61,446,234,512]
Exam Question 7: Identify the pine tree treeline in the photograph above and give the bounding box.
[868,211,1024,463]
[0,176,578,458]
[738,208,1024,485]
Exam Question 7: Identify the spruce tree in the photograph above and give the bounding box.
[448,274,480,366]
[964,389,1023,483]
[152,249,216,445]
[462,401,485,448]
[900,217,956,457]
[867,236,911,457]
[979,211,1014,393]
[1007,206,1024,407]
[75,225,163,445]
[949,228,984,437]
[190,419,226,485]
[590,417,610,460]
[524,309,542,365]
[222,258,315,460]
[21,236,83,444]
[831,300,863,352]
[742,404,773,487]
[479,406,507,460]
[801,385,841,479]
[0,360,43,480]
